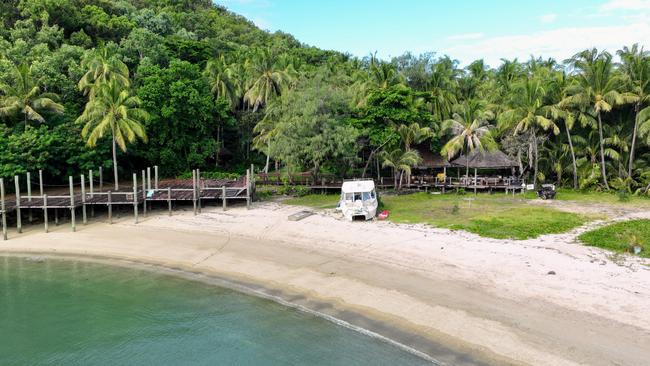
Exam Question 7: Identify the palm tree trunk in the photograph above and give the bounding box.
[533,136,538,187]
[597,112,609,189]
[264,140,270,174]
[565,123,578,189]
[628,103,640,179]
[112,136,119,191]
[398,170,404,190]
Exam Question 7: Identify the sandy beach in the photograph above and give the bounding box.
[1,201,649,365]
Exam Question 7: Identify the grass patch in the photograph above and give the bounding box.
[578,219,650,258]
[524,188,650,205]
[286,192,588,240]
[284,194,339,209]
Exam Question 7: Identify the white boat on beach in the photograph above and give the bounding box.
[337,180,378,221]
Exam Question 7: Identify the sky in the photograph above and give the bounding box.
[217,0,650,67]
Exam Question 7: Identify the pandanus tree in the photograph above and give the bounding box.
[76,80,149,190]
[501,78,559,186]
[0,63,64,130]
[441,100,496,178]
[562,49,636,189]
[617,44,650,179]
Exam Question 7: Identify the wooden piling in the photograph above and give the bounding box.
[27,172,32,223]
[81,174,87,225]
[1,178,7,240]
[43,194,48,233]
[89,169,95,217]
[69,176,75,232]
[474,168,478,195]
[39,170,44,196]
[197,168,202,213]
[108,191,112,224]
[147,167,151,191]
[14,175,21,234]
[222,186,226,211]
[133,173,138,224]
[99,167,103,192]
[192,169,197,215]
[55,208,58,226]
[167,187,172,216]
[154,165,159,190]
[246,169,251,209]
[141,170,147,217]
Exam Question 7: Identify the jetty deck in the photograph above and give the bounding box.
[0,166,255,240]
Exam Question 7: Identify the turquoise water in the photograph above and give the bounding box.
[0,256,429,366]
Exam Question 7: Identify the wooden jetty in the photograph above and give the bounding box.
[0,165,255,240]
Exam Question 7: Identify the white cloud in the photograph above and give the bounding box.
[539,13,558,23]
[600,0,650,12]
[443,22,650,67]
[446,33,484,41]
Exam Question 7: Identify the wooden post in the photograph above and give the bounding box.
[133,173,138,224]
[89,169,95,217]
[81,174,87,225]
[192,169,197,215]
[14,175,21,234]
[222,186,226,211]
[141,170,147,217]
[55,208,58,226]
[39,170,44,196]
[43,194,48,233]
[474,168,478,195]
[246,169,251,209]
[99,167,103,192]
[250,164,255,201]
[1,178,6,240]
[147,167,151,191]
[167,187,172,216]
[27,172,32,223]
[107,191,112,224]
[197,168,202,213]
[154,165,159,190]
[69,176,75,232]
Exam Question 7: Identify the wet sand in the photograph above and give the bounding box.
[1,202,649,365]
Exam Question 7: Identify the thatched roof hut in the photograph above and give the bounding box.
[414,143,451,169]
[449,150,518,169]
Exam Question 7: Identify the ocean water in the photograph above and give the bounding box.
[0,256,430,366]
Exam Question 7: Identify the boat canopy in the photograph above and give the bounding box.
[341,180,375,193]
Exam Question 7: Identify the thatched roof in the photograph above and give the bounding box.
[449,150,518,169]
[414,143,451,169]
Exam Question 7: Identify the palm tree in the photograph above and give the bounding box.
[617,44,650,179]
[252,98,282,173]
[397,122,433,151]
[501,78,560,186]
[78,47,130,99]
[441,101,496,178]
[562,49,635,189]
[243,48,295,111]
[0,63,64,130]
[381,148,421,189]
[205,55,240,110]
[76,80,149,190]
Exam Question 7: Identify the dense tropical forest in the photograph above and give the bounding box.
[1,0,649,194]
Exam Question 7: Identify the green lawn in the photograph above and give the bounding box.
[523,188,650,205]
[578,219,650,258]
[285,192,589,240]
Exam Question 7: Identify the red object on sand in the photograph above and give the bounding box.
[378,210,389,220]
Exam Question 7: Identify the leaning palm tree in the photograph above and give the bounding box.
[0,63,64,130]
[617,44,650,179]
[76,80,149,190]
[397,123,433,151]
[381,148,421,190]
[204,55,240,110]
[500,78,560,186]
[78,47,130,99]
[440,101,496,178]
[561,49,635,189]
[243,48,295,111]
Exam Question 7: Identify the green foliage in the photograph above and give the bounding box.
[177,170,239,180]
[579,219,650,258]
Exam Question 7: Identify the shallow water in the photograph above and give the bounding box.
[0,256,430,365]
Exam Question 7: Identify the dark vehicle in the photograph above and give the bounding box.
[537,184,556,200]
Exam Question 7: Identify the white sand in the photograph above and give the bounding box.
[1,201,649,365]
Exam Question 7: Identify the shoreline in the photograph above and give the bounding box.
[1,202,649,365]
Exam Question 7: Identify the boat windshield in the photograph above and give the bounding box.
[343,190,376,202]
